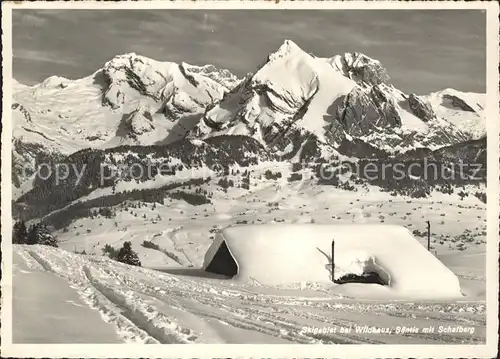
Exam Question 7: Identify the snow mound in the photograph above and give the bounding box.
[40,75,70,89]
[203,224,462,298]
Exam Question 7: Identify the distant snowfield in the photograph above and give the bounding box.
[426,89,486,140]
[53,175,487,269]
[12,183,487,344]
[12,242,486,344]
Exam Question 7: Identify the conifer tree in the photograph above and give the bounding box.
[27,224,39,245]
[27,223,58,247]
[13,220,28,244]
[116,241,141,266]
[37,224,58,247]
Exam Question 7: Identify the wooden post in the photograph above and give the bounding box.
[426,220,431,251]
[331,240,335,282]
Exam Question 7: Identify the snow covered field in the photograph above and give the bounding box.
[54,174,488,268]
[12,241,486,344]
[11,179,487,344]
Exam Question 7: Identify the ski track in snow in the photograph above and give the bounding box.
[168,227,193,266]
[14,244,486,344]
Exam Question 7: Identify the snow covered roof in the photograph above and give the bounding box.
[203,224,462,298]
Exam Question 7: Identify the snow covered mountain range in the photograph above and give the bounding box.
[12,54,240,187]
[12,40,487,214]
[193,40,485,157]
[13,40,485,184]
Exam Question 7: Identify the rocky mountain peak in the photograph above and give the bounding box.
[101,52,239,110]
[192,41,487,160]
[407,93,437,122]
[268,39,305,62]
[329,52,390,87]
[180,62,240,91]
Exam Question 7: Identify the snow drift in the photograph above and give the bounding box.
[203,224,462,298]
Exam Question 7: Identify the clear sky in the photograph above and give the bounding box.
[12,9,486,95]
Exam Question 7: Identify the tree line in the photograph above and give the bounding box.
[12,220,58,247]
[102,242,141,267]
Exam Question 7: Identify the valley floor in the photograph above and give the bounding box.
[12,244,486,344]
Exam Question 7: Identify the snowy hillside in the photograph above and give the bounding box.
[12,159,488,344]
[13,243,486,344]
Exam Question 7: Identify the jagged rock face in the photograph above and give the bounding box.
[194,67,318,141]
[442,94,476,112]
[408,93,436,122]
[330,85,401,141]
[330,52,390,87]
[192,56,324,160]
[101,53,239,110]
[193,40,351,146]
[123,105,155,137]
[162,86,211,121]
[101,54,176,107]
[180,62,240,91]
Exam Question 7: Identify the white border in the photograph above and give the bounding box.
[1,1,499,358]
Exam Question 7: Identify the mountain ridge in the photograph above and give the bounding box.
[192,40,485,159]
[12,39,486,193]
